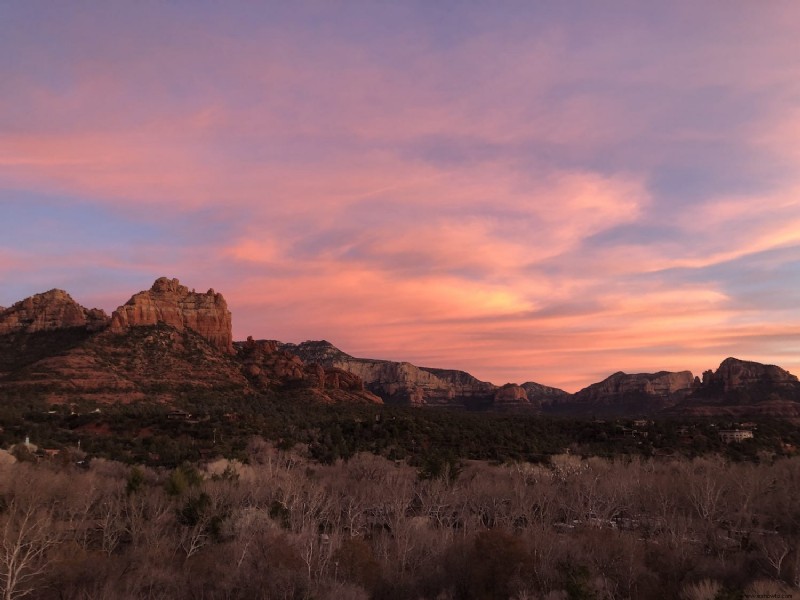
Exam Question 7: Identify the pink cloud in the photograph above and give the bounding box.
[4,3,800,392]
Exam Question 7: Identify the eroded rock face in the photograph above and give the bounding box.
[278,340,472,405]
[0,289,109,335]
[575,370,696,404]
[235,337,382,404]
[710,357,798,391]
[279,340,545,409]
[236,337,305,386]
[1,324,251,404]
[111,277,233,354]
[493,383,537,410]
[521,381,571,407]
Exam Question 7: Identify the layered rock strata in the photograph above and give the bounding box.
[0,289,108,335]
[236,337,381,404]
[702,357,798,391]
[521,381,572,407]
[279,340,490,406]
[111,277,233,354]
[493,383,537,410]
[575,370,696,404]
[279,340,559,410]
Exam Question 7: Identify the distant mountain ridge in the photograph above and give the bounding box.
[1,278,799,417]
[0,278,380,406]
[278,340,800,417]
[278,340,563,410]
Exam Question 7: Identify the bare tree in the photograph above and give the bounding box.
[97,493,126,557]
[755,533,790,580]
[0,502,60,600]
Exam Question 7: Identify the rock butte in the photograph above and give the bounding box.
[575,371,697,404]
[110,277,234,354]
[1,277,799,415]
[0,289,108,335]
[703,357,798,391]
[0,277,381,406]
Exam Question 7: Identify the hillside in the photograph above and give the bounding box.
[278,340,565,410]
[2,278,800,417]
[0,278,380,406]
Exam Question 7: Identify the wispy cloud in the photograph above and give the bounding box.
[2,3,800,390]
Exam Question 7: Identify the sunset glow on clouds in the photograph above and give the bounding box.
[3,2,800,391]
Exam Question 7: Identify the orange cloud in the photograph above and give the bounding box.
[5,3,800,393]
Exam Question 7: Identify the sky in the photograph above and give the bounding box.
[2,2,800,392]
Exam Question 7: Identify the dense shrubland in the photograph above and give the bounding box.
[1,396,798,468]
[1,443,799,600]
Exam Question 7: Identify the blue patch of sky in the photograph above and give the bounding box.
[0,189,243,253]
[288,227,363,261]
[0,190,166,251]
[631,245,800,312]
[586,224,684,248]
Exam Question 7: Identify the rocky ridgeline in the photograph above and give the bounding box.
[521,381,573,407]
[0,289,108,335]
[235,337,381,404]
[565,359,800,416]
[703,357,798,391]
[574,370,696,404]
[278,340,565,409]
[279,340,493,407]
[110,277,233,354]
[0,278,382,405]
[1,277,800,415]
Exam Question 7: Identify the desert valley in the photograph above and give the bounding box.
[0,278,798,599]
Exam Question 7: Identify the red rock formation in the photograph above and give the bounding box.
[711,357,798,391]
[110,277,233,354]
[493,383,537,410]
[323,367,366,392]
[0,289,109,335]
[279,340,504,407]
[521,381,571,407]
[575,370,696,404]
[237,337,305,387]
[235,337,381,404]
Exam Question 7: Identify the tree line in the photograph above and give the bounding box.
[1,394,798,468]
[1,441,799,599]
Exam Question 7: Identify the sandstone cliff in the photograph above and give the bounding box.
[575,370,696,404]
[279,340,557,410]
[521,381,572,407]
[672,357,800,417]
[5,278,800,417]
[0,289,109,335]
[542,370,699,415]
[279,340,488,406]
[235,338,382,404]
[111,277,233,354]
[703,357,798,391]
[0,280,382,406]
[493,383,538,411]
